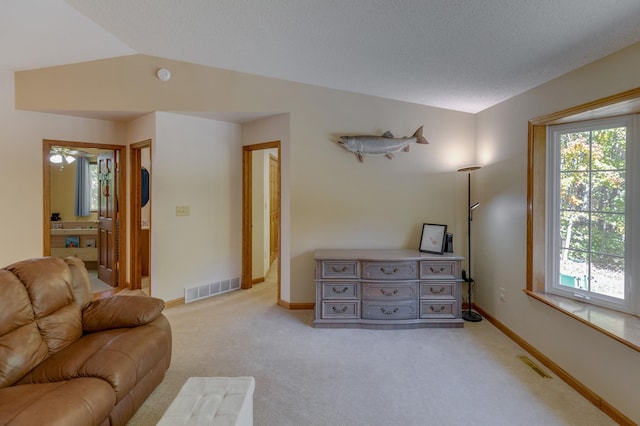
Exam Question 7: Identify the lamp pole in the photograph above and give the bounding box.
[458,166,482,322]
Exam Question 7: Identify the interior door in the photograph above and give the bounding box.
[130,140,151,291]
[97,152,117,286]
[242,141,281,295]
[269,154,279,264]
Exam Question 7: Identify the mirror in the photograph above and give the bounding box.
[141,167,150,207]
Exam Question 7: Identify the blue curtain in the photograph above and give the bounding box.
[74,157,91,216]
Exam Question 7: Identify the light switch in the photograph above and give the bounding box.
[176,206,190,216]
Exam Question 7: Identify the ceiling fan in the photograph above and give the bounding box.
[49,147,85,165]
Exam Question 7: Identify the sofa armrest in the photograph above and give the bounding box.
[82,296,165,333]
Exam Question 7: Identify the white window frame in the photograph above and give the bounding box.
[546,115,639,315]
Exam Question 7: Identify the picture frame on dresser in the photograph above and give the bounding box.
[419,223,447,254]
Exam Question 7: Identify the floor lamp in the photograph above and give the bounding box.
[457,165,482,322]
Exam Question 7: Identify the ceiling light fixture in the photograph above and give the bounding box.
[49,147,83,167]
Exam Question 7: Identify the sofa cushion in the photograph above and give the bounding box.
[0,378,115,425]
[18,316,172,404]
[5,257,82,355]
[82,296,165,333]
[0,271,34,337]
[0,270,48,389]
[6,258,74,318]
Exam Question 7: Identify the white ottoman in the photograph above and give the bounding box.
[157,377,255,426]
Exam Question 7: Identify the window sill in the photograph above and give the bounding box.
[524,289,640,353]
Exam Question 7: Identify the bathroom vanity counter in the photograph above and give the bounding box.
[51,228,98,235]
[50,221,99,262]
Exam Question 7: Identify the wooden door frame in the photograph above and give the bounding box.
[269,153,279,265]
[43,140,127,289]
[130,140,151,291]
[242,141,281,303]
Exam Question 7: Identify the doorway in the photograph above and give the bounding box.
[130,140,151,294]
[242,141,281,303]
[43,140,127,293]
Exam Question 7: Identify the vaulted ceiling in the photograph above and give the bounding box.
[4,0,640,113]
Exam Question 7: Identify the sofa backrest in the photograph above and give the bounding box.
[0,257,89,388]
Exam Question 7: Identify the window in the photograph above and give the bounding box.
[546,115,639,314]
[90,162,99,211]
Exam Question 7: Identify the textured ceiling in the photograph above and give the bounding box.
[5,0,640,113]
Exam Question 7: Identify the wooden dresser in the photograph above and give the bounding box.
[314,249,464,329]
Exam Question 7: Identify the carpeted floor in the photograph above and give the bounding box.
[128,268,615,426]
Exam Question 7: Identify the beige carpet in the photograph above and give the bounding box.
[128,269,615,426]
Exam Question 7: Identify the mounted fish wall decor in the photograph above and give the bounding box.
[337,126,428,163]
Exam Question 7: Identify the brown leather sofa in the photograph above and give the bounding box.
[0,256,172,425]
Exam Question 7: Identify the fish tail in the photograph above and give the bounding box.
[413,126,428,144]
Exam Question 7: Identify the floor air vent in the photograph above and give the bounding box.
[185,276,241,303]
[517,355,552,379]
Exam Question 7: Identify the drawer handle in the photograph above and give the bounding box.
[381,307,399,315]
[332,265,349,273]
[430,267,446,273]
[430,305,446,312]
[430,286,446,294]
[332,305,348,313]
[332,286,349,294]
[380,267,399,275]
[380,288,399,296]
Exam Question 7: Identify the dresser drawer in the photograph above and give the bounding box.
[362,261,418,280]
[321,301,360,319]
[362,282,417,301]
[321,282,359,299]
[420,282,455,299]
[319,261,359,279]
[420,261,457,280]
[420,301,456,319]
[362,300,417,320]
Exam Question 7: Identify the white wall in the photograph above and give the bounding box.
[151,112,242,301]
[474,42,640,422]
[15,56,476,304]
[286,98,474,302]
[0,71,125,266]
[0,105,246,302]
